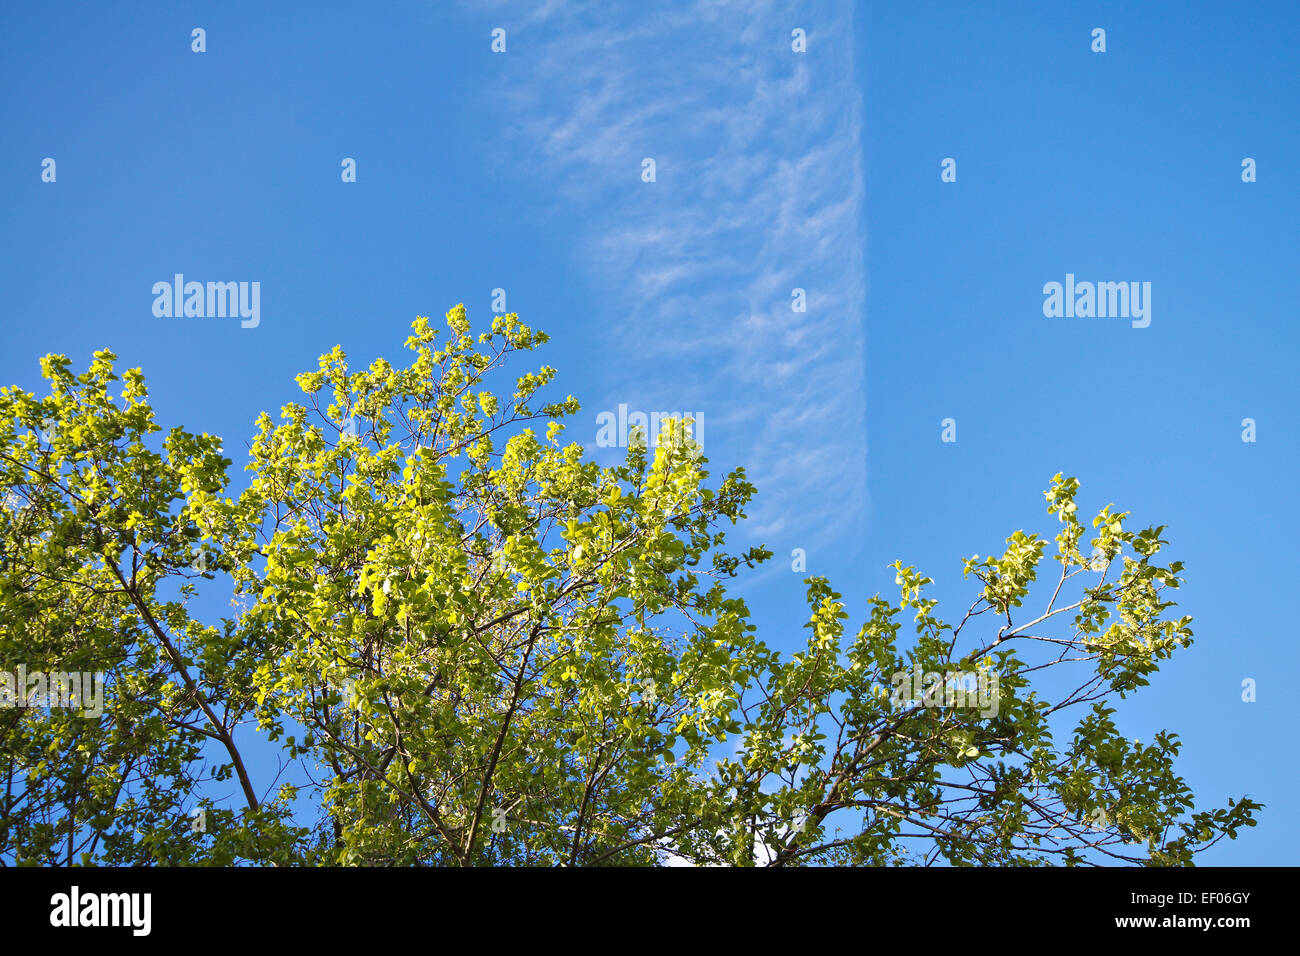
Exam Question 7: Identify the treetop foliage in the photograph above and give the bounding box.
[0,306,1260,865]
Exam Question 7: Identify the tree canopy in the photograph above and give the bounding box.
[0,306,1260,865]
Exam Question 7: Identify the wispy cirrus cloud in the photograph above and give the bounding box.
[478,0,867,549]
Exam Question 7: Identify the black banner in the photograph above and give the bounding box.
[0,865,1281,943]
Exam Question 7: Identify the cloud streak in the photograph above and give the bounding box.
[482,0,868,549]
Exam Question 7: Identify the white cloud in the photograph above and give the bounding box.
[481,0,868,549]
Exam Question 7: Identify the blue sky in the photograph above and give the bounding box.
[1,0,1294,864]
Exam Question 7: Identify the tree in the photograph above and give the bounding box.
[0,305,1260,866]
